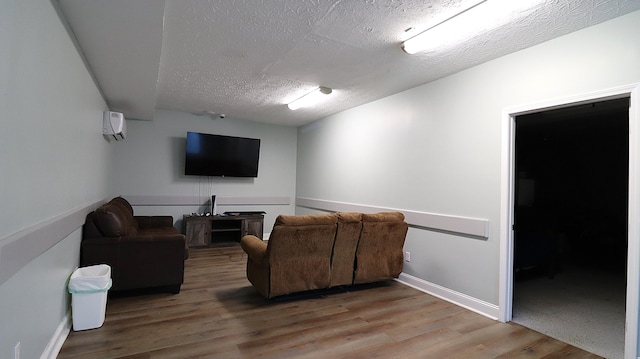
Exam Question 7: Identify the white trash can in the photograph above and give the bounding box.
[68,264,112,331]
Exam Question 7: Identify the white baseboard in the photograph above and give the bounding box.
[41,312,71,359]
[396,273,499,320]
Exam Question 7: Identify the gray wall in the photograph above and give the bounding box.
[110,110,298,234]
[0,1,111,359]
[296,10,640,305]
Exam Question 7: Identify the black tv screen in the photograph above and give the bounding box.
[185,132,260,177]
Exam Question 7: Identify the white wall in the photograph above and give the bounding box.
[110,110,298,233]
[0,1,111,358]
[296,10,640,305]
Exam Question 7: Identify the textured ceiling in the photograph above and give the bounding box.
[57,0,640,126]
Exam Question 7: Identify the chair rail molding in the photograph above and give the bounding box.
[296,197,489,239]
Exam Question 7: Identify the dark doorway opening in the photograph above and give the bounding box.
[512,97,629,358]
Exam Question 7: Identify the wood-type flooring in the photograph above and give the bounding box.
[58,246,602,358]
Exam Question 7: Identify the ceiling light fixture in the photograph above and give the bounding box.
[402,0,543,55]
[287,87,333,110]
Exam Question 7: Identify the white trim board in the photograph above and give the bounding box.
[0,200,103,286]
[124,195,290,206]
[396,273,499,320]
[499,84,640,359]
[40,312,71,359]
[296,197,489,239]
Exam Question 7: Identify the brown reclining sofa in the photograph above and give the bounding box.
[240,211,408,298]
[81,197,189,293]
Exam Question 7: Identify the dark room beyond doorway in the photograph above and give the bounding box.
[515,97,629,274]
[512,97,629,359]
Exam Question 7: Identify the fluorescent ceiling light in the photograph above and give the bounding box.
[287,87,333,110]
[402,0,543,54]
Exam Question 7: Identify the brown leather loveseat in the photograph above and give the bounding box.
[81,197,189,293]
[240,211,408,298]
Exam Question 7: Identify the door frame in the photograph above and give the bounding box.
[499,84,640,358]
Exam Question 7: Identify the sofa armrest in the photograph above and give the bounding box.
[135,216,174,229]
[241,235,268,265]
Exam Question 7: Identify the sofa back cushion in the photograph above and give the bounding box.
[354,212,408,284]
[109,197,138,231]
[109,196,133,215]
[329,212,362,287]
[267,213,338,297]
[92,203,137,237]
[274,213,337,226]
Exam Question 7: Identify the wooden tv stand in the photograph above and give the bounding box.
[183,214,264,247]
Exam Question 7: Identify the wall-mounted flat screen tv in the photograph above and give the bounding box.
[185,131,260,177]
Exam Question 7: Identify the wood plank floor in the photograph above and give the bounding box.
[58,246,603,359]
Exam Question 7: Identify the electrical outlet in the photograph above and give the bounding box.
[405,251,411,262]
[14,342,20,359]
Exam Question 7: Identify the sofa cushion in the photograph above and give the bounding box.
[275,213,338,226]
[109,196,138,231]
[266,213,338,297]
[93,203,137,237]
[329,212,363,287]
[354,212,408,284]
[268,225,337,297]
[109,196,134,215]
[138,227,180,236]
[362,211,405,223]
